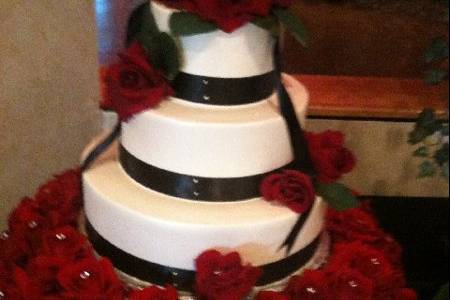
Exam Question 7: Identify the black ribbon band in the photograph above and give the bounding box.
[172,71,277,105]
[119,145,293,202]
[85,219,321,293]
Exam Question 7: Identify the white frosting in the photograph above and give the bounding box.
[150,1,275,77]
[83,158,326,270]
[121,89,308,177]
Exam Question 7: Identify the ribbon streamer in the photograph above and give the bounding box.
[273,39,317,255]
[81,123,122,172]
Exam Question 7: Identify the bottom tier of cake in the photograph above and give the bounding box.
[82,154,327,292]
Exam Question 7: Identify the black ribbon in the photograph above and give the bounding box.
[273,40,317,255]
[81,123,122,172]
[119,145,293,202]
[85,219,321,293]
[172,71,277,105]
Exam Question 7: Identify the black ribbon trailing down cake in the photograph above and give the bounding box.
[82,0,357,295]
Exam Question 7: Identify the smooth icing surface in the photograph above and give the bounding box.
[150,1,275,78]
[83,158,326,270]
[121,90,308,178]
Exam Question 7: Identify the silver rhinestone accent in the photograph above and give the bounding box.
[193,191,200,197]
[371,258,380,265]
[202,79,209,85]
[306,287,317,294]
[0,290,5,298]
[192,178,199,184]
[348,280,358,288]
[203,95,210,101]
[1,231,9,240]
[56,233,67,241]
[80,271,91,280]
[28,221,38,229]
[213,270,222,275]
[172,272,179,277]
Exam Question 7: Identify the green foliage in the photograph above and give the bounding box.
[252,16,280,36]
[425,37,449,63]
[273,8,309,47]
[315,182,359,211]
[410,109,449,179]
[425,69,449,85]
[145,33,180,80]
[129,4,180,80]
[433,283,449,300]
[419,160,437,178]
[169,12,217,36]
[408,109,443,145]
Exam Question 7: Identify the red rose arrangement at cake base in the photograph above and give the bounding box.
[2,0,419,298]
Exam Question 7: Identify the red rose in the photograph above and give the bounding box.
[159,0,293,33]
[326,267,373,300]
[285,270,330,300]
[27,256,67,296]
[57,258,124,300]
[8,198,49,251]
[34,169,82,228]
[129,285,178,300]
[306,130,356,183]
[40,227,92,261]
[104,42,173,121]
[328,242,395,282]
[195,250,262,300]
[0,231,32,266]
[260,170,315,213]
[254,290,290,300]
[326,207,382,244]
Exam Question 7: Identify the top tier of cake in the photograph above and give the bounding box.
[151,1,275,78]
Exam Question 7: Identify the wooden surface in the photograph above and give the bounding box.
[296,75,449,120]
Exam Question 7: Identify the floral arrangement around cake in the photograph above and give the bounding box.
[0,168,418,299]
[0,1,419,299]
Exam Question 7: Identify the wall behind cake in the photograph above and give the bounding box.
[0,1,101,229]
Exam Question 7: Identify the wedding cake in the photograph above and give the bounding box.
[82,0,332,294]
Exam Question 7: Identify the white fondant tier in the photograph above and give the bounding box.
[121,88,308,178]
[83,157,327,270]
[151,1,275,78]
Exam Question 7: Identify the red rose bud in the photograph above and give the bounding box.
[260,170,315,213]
[254,290,290,300]
[129,285,179,300]
[104,42,173,121]
[40,226,93,261]
[57,258,125,300]
[159,0,294,33]
[326,267,374,300]
[306,130,356,184]
[285,270,330,300]
[195,250,261,300]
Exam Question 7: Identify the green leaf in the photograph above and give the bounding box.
[425,38,449,63]
[273,8,308,47]
[425,69,449,85]
[441,162,449,179]
[433,283,449,300]
[418,160,437,178]
[145,32,180,80]
[434,143,449,166]
[315,183,359,211]
[252,16,280,36]
[169,12,217,36]
[414,146,429,157]
[409,109,443,144]
[126,3,160,46]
